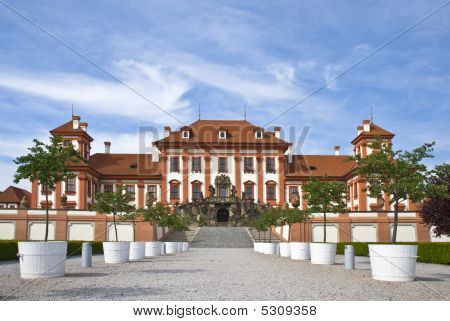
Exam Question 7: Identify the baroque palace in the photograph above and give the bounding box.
[0,115,446,243]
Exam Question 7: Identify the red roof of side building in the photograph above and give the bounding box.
[0,186,31,203]
[88,153,161,177]
[351,122,395,144]
[285,155,356,179]
[50,120,93,142]
[154,120,291,149]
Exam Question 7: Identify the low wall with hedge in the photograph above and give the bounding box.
[0,240,104,261]
[336,242,450,265]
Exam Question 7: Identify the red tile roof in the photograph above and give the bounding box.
[88,153,161,177]
[0,186,31,203]
[285,155,356,178]
[154,120,291,149]
[351,122,394,144]
[50,120,93,142]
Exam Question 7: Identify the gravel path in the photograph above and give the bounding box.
[0,248,449,301]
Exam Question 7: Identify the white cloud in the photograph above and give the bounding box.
[0,62,192,124]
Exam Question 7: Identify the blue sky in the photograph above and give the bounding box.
[0,0,449,190]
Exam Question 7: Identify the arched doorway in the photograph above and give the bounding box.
[216,208,229,223]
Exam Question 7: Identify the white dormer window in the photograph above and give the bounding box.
[255,131,263,139]
[182,131,190,139]
[219,131,227,139]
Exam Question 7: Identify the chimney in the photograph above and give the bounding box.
[357,125,363,135]
[164,126,171,138]
[80,122,88,131]
[72,115,80,130]
[363,119,371,132]
[274,126,281,139]
[104,141,111,154]
[334,146,341,156]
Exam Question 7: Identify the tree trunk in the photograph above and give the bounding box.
[133,219,136,242]
[392,200,399,244]
[258,230,261,242]
[44,185,49,242]
[288,224,291,242]
[269,227,272,243]
[113,213,118,242]
[323,212,327,243]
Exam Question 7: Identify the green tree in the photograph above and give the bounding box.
[139,202,170,240]
[352,139,435,243]
[261,207,282,243]
[13,136,81,242]
[303,177,347,243]
[93,185,135,242]
[247,216,269,242]
[280,208,310,242]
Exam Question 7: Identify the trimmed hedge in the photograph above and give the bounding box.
[336,242,450,265]
[0,240,104,261]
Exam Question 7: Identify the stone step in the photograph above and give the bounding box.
[161,227,199,242]
[191,227,253,248]
[247,228,282,243]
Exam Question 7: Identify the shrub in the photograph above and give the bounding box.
[0,240,104,261]
[336,242,450,264]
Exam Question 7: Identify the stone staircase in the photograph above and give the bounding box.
[161,226,199,242]
[191,227,253,248]
[247,228,281,243]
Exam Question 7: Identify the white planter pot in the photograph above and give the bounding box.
[177,242,183,252]
[161,242,166,255]
[279,243,291,257]
[182,242,189,252]
[276,243,280,256]
[369,244,418,282]
[145,241,162,257]
[290,242,310,260]
[103,242,130,264]
[164,242,178,254]
[310,243,337,265]
[253,242,259,252]
[18,241,67,279]
[129,242,145,261]
[262,242,277,255]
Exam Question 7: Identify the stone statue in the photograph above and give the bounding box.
[209,184,215,197]
[231,185,237,197]
[242,191,246,200]
[146,193,155,207]
[290,190,301,208]
[20,196,29,208]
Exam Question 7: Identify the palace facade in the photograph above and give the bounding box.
[0,115,447,243]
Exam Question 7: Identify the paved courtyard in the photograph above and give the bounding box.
[0,248,449,300]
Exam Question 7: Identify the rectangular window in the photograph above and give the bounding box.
[245,185,253,199]
[148,185,157,200]
[63,140,72,147]
[244,157,254,173]
[126,185,135,200]
[192,185,201,200]
[66,177,76,194]
[218,157,228,173]
[0,204,4,208]
[192,157,201,172]
[170,185,179,199]
[9,205,15,208]
[104,184,113,193]
[170,157,180,172]
[267,185,275,200]
[266,157,275,173]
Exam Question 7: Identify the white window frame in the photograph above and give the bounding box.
[182,131,190,139]
[255,131,263,139]
[219,131,227,139]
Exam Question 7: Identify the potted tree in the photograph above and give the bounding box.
[120,208,145,261]
[420,163,449,239]
[260,207,280,255]
[177,215,191,252]
[353,139,434,281]
[303,177,347,265]
[247,217,267,253]
[94,185,133,263]
[161,213,179,254]
[14,136,80,278]
[140,202,170,257]
[286,208,311,260]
